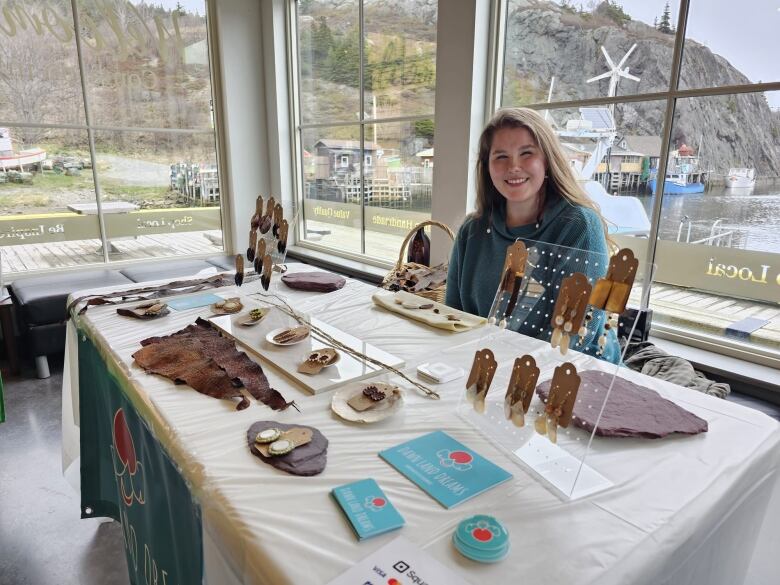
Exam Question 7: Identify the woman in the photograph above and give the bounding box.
[445,107,621,363]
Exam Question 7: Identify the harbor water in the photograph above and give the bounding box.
[629,182,780,254]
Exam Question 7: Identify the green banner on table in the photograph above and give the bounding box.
[78,335,202,585]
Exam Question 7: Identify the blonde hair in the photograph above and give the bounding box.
[474,107,611,245]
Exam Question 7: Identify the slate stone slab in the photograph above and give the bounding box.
[536,370,708,439]
[247,421,328,476]
[281,272,346,293]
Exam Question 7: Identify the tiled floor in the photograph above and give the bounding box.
[0,358,129,585]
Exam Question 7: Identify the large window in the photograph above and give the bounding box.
[0,0,222,275]
[293,0,436,263]
[498,0,780,365]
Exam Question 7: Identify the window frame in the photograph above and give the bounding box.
[491,0,780,369]
[0,0,227,274]
[288,0,436,267]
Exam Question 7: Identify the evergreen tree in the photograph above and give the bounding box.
[658,2,673,34]
[311,17,334,70]
[326,27,361,88]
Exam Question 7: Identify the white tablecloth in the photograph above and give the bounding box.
[62,265,780,585]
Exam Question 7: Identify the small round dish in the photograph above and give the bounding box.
[211,297,243,315]
[331,381,404,423]
[266,326,310,346]
[238,307,269,326]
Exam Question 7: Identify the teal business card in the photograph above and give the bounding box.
[379,431,513,509]
[167,293,223,311]
[331,478,404,540]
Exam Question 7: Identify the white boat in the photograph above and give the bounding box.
[0,148,47,171]
[556,107,651,236]
[725,168,756,189]
[0,127,47,171]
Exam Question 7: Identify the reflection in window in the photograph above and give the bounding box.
[681,0,779,91]
[76,0,213,130]
[502,1,676,107]
[0,1,85,126]
[0,127,102,271]
[650,90,779,356]
[0,1,222,275]
[295,1,436,261]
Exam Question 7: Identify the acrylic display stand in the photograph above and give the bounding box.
[456,240,653,500]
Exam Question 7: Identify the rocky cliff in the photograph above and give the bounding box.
[504,1,780,177]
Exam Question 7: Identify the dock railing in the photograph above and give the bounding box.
[677,216,739,247]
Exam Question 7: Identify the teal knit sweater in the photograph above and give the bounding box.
[445,195,621,364]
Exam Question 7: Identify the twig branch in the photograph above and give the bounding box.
[250,291,440,400]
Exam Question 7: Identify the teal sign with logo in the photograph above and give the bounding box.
[78,334,202,585]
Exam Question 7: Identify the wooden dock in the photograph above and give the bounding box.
[1,230,223,275]
[631,284,780,353]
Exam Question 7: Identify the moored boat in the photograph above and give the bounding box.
[725,167,756,189]
[649,174,705,194]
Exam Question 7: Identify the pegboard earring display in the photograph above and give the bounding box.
[484,240,651,364]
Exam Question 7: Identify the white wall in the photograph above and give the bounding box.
[212,0,271,255]
[430,0,492,263]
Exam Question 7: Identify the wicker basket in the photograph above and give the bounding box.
[381,220,455,303]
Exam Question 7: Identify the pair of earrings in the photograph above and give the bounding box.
[534,363,580,444]
[550,294,582,356]
[504,355,539,427]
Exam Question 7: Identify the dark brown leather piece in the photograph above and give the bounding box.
[536,369,708,438]
[281,272,346,292]
[137,318,293,411]
[247,421,328,476]
[133,342,250,410]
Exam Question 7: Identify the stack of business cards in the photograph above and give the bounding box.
[331,478,404,540]
[417,362,464,384]
[452,515,509,563]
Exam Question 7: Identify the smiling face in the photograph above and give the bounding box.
[488,126,547,220]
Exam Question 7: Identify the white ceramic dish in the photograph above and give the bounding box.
[265,326,310,346]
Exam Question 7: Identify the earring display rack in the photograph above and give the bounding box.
[455,240,653,500]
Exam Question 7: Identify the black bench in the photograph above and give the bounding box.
[9,255,234,378]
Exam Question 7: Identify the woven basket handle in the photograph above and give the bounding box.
[395,220,455,270]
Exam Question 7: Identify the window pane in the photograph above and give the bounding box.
[300,125,363,254]
[363,120,433,262]
[364,1,437,119]
[0,1,85,125]
[502,1,677,107]
[77,0,214,129]
[680,0,779,92]
[0,127,101,274]
[541,100,666,305]
[296,1,360,125]
[92,129,223,261]
[650,91,780,357]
